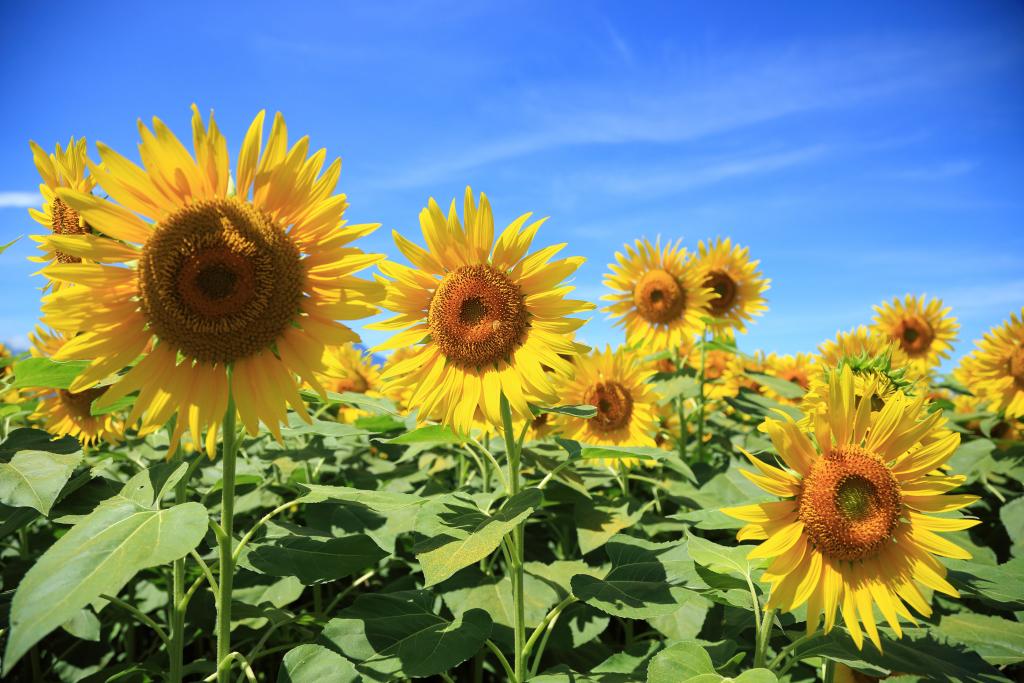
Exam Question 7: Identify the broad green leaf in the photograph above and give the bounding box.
[571,534,702,619]
[999,495,1024,557]
[382,424,464,444]
[646,641,715,682]
[247,533,387,585]
[525,560,603,599]
[321,590,492,680]
[936,613,1024,665]
[299,389,402,416]
[280,413,369,438]
[945,556,1024,610]
[414,488,541,586]
[648,594,712,641]
[119,461,188,507]
[301,484,427,553]
[539,404,598,418]
[11,357,90,389]
[278,644,359,683]
[745,372,805,399]
[0,448,82,514]
[0,427,79,456]
[686,532,763,594]
[354,414,407,432]
[60,607,101,642]
[3,497,207,673]
[234,573,305,629]
[575,500,644,555]
[440,567,559,645]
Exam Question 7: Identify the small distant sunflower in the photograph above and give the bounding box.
[316,344,382,423]
[380,347,420,414]
[372,187,592,435]
[766,353,815,400]
[872,295,958,375]
[696,238,769,335]
[602,238,713,351]
[724,365,978,651]
[688,345,743,400]
[27,138,97,290]
[952,393,1022,445]
[1,343,19,403]
[956,308,1024,419]
[27,328,122,446]
[556,345,658,467]
[40,106,383,454]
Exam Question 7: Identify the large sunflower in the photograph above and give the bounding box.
[40,106,383,454]
[316,343,383,422]
[872,295,958,375]
[371,187,592,435]
[724,365,978,651]
[696,238,769,335]
[27,138,97,290]
[27,328,122,447]
[956,307,1024,419]
[555,345,658,466]
[602,238,713,351]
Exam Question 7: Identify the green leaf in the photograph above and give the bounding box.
[300,484,426,553]
[279,414,369,438]
[0,449,82,515]
[745,372,806,399]
[60,607,101,642]
[0,235,21,254]
[382,424,465,445]
[540,404,598,418]
[247,533,387,585]
[3,497,207,673]
[277,644,359,683]
[414,488,542,586]
[936,613,1024,666]
[686,531,762,586]
[646,641,715,682]
[320,590,492,681]
[575,500,644,555]
[11,357,90,389]
[119,461,188,508]
[440,566,559,642]
[571,534,702,619]
[945,556,1024,610]
[0,427,80,456]
[1000,495,1024,557]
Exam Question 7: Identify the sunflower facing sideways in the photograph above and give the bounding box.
[724,365,978,651]
[315,343,383,423]
[696,238,769,336]
[956,307,1024,419]
[371,187,592,435]
[602,238,713,351]
[39,106,383,454]
[27,327,122,447]
[872,295,958,376]
[555,345,659,467]
[27,137,97,289]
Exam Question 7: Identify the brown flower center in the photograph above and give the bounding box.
[894,316,934,356]
[138,198,304,364]
[1009,344,1024,389]
[59,387,106,419]
[778,369,810,390]
[51,197,90,264]
[334,372,370,394]
[705,270,738,317]
[798,444,902,561]
[583,381,634,431]
[632,269,686,324]
[428,264,529,368]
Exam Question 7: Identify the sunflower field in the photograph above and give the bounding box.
[1,108,1023,683]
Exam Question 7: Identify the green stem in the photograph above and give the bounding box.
[673,346,688,460]
[823,658,836,683]
[168,446,187,683]
[485,639,517,683]
[500,393,526,683]
[754,608,777,668]
[216,388,240,682]
[697,326,707,461]
[769,632,815,675]
[100,593,170,645]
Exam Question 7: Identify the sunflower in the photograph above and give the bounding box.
[695,238,769,335]
[952,392,1022,445]
[371,187,592,435]
[27,328,122,446]
[688,345,743,400]
[765,353,815,402]
[1,342,19,404]
[315,343,382,422]
[872,295,958,375]
[602,238,713,351]
[955,308,1024,419]
[724,365,978,651]
[380,346,420,414]
[555,345,658,467]
[40,106,383,454]
[27,138,98,290]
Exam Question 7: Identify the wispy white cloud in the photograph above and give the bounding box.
[887,160,978,181]
[0,192,37,209]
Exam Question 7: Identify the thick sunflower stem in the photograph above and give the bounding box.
[215,390,240,683]
[696,326,708,462]
[753,607,776,669]
[823,659,836,683]
[499,393,526,683]
[672,346,687,460]
[168,446,187,683]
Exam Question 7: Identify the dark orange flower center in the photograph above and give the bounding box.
[334,371,370,394]
[778,369,810,390]
[798,444,902,561]
[583,381,633,431]
[894,315,934,356]
[138,198,304,364]
[59,387,106,420]
[633,269,686,324]
[428,264,529,368]
[50,197,90,264]
[705,270,738,317]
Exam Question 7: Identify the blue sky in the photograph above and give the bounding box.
[1,1,1022,371]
